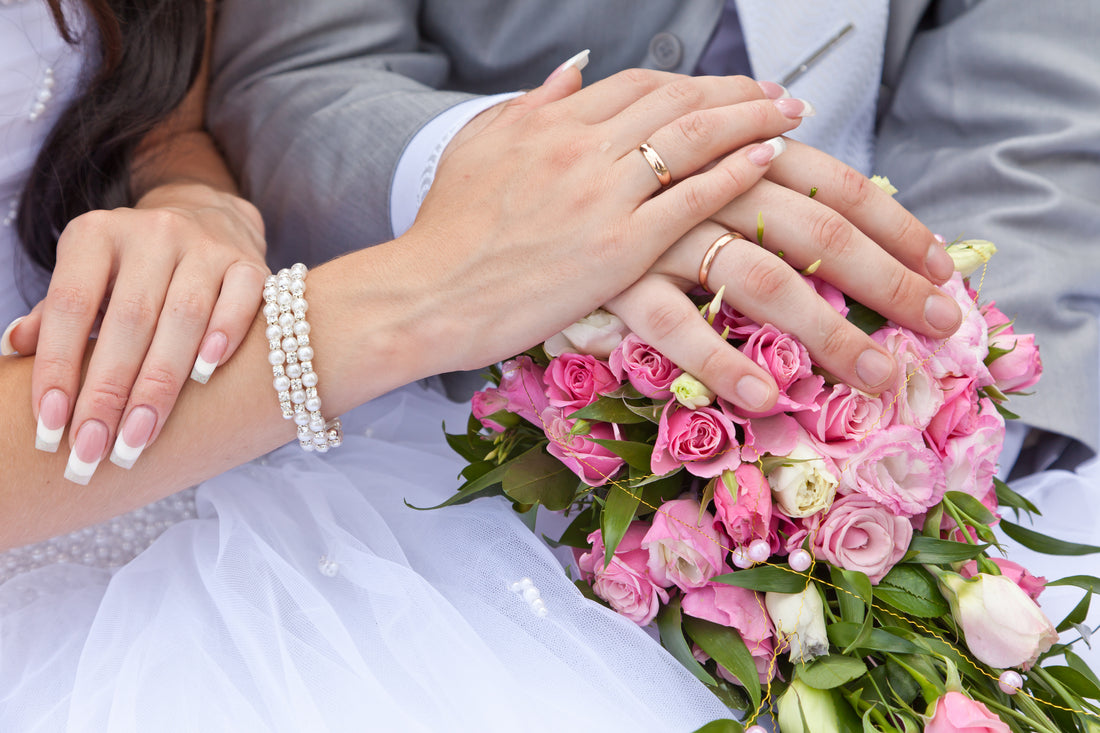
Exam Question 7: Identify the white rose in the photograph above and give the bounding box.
[766,582,830,664]
[946,239,997,277]
[543,309,629,359]
[670,373,715,409]
[767,443,837,518]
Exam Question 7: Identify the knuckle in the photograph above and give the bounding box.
[678,182,714,221]
[546,136,589,172]
[672,112,714,149]
[135,364,183,406]
[47,284,95,319]
[740,256,792,306]
[112,293,157,331]
[810,212,855,260]
[837,166,873,209]
[169,289,210,330]
[890,209,926,250]
[615,67,660,93]
[662,78,705,111]
[82,376,131,417]
[817,322,853,360]
[644,303,691,343]
[695,345,730,383]
[885,268,919,306]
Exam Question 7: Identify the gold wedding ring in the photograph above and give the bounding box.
[638,142,672,187]
[699,232,746,293]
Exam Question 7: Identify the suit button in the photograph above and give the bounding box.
[649,32,683,69]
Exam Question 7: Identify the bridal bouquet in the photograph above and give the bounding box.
[437,229,1100,731]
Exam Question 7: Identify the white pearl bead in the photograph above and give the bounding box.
[281,337,298,353]
[276,290,292,306]
[292,298,308,314]
[305,397,322,413]
[998,670,1023,695]
[262,303,279,319]
[298,346,314,362]
[265,324,281,340]
[278,312,294,328]
[286,363,303,379]
[302,372,319,388]
[290,389,306,404]
[789,549,813,573]
[273,375,291,392]
[522,587,540,603]
[268,349,286,365]
[732,547,753,569]
[290,263,307,277]
[293,320,310,336]
[293,412,310,427]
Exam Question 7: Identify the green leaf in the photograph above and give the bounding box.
[601,482,642,565]
[640,470,687,508]
[1046,666,1100,701]
[999,520,1100,556]
[874,565,949,619]
[589,438,654,472]
[683,615,762,712]
[796,655,868,689]
[1065,649,1100,695]
[943,491,997,527]
[656,598,718,687]
[1057,591,1092,633]
[624,400,665,424]
[903,536,989,564]
[569,397,650,425]
[1048,575,1100,594]
[444,428,491,463]
[502,445,581,511]
[713,565,810,593]
[406,460,510,510]
[828,624,922,655]
[992,400,1021,421]
[846,300,888,335]
[994,477,1041,516]
[573,578,607,607]
[690,720,744,733]
[831,568,874,654]
[547,504,597,550]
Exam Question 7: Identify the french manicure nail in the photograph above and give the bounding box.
[65,420,108,485]
[736,375,773,410]
[110,406,157,470]
[1,316,24,356]
[546,49,590,82]
[190,331,228,384]
[925,292,962,331]
[856,349,895,390]
[757,80,790,100]
[773,98,816,119]
[747,136,787,166]
[925,241,955,281]
[36,389,68,452]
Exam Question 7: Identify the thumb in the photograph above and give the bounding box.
[488,49,589,130]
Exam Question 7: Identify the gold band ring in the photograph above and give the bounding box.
[699,231,746,293]
[638,142,672,187]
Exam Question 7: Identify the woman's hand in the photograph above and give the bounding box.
[5,183,267,482]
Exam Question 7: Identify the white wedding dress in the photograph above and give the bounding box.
[0,5,731,731]
[2,4,1099,733]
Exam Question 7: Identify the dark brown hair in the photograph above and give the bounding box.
[16,0,207,271]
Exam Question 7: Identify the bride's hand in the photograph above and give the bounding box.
[6,183,267,478]
[402,68,807,379]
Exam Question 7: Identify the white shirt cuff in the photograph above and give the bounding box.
[390,92,523,238]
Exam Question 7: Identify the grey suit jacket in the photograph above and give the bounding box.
[208,0,1100,455]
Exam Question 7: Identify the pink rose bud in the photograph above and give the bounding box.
[936,571,1058,669]
[543,353,619,411]
[813,494,911,585]
[925,691,1010,733]
[959,558,1046,603]
[642,498,729,591]
[987,332,1042,394]
[608,333,681,399]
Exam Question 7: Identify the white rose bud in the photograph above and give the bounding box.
[543,309,629,359]
[945,239,998,277]
[670,372,715,409]
[776,678,849,733]
[869,175,898,196]
[767,444,838,518]
[765,582,830,664]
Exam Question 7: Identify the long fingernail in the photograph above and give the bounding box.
[856,349,895,390]
[546,49,590,82]
[773,98,816,119]
[110,406,157,470]
[748,136,787,166]
[36,389,68,452]
[190,331,228,384]
[65,420,108,485]
[1,316,24,356]
[925,239,955,281]
[736,375,773,411]
[758,80,791,100]
[925,292,962,331]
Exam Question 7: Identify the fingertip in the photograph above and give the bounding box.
[1,316,24,356]
[544,49,590,85]
[855,348,897,394]
[190,331,227,384]
[734,373,778,412]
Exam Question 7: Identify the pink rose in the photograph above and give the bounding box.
[740,324,825,415]
[713,464,773,547]
[960,559,1046,603]
[652,402,741,478]
[609,333,681,399]
[542,407,625,486]
[813,494,911,584]
[577,523,668,625]
[710,302,763,341]
[543,353,619,412]
[982,301,1013,333]
[471,388,510,432]
[988,332,1042,393]
[924,375,980,455]
[873,327,943,430]
[842,425,946,517]
[941,405,1004,509]
[642,498,730,591]
[683,584,776,684]
[497,356,549,425]
[925,692,1010,733]
[795,382,893,446]
[803,274,849,317]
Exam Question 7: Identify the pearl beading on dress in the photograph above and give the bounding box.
[510,577,549,617]
[0,488,198,584]
[27,66,55,121]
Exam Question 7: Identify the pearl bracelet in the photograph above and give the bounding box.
[262,264,342,452]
